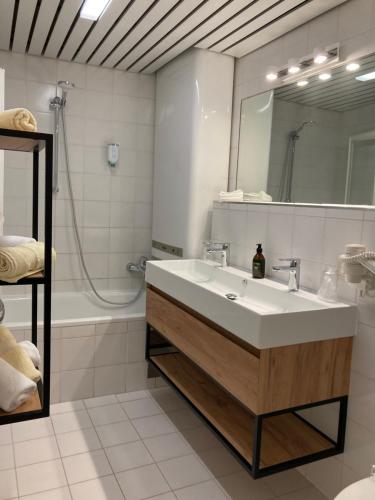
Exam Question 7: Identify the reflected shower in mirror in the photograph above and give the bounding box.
[236,52,375,205]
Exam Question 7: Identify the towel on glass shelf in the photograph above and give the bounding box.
[0,242,56,283]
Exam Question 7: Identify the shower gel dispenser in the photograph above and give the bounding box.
[252,244,265,279]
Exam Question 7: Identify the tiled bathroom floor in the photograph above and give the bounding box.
[0,387,328,500]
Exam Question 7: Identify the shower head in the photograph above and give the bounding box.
[57,80,75,91]
[295,120,317,135]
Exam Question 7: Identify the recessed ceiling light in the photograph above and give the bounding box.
[314,54,328,64]
[288,65,300,74]
[266,72,278,81]
[346,62,360,72]
[297,80,309,87]
[319,72,331,81]
[80,0,111,20]
[356,71,375,81]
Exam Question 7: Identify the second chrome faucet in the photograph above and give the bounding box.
[272,258,301,291]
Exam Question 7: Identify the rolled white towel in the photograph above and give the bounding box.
[219,190,244,202]
[0,357,36,412]
[0,108,37,132]
[19,340,41,368]
[0,236,36,248]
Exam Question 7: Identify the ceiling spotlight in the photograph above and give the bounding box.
[319,72,331,81]
[81,0,111,20]
[314,53,328,64]
[266,72,278,81]
[297,80,309,87]
[356,71,375,81]
[346,62,360,72]
[288,65,300,74]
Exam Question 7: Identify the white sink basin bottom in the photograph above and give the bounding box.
[146,259,357,349]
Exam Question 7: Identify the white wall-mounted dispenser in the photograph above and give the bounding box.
[338,244,375,296]
[107,143,119,167]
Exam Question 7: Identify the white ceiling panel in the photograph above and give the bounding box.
[44,0,83,58]
[28,0,60,56]
[195,0,280,50]
[88,0,154,66]
[102,0,179,68]
[12,0,38,53]
[73,0,130,64]
[0,0,15,50]
[129,0,231,73]
[59,17,93,61]
[116,0,203,71]
[0,0,348,73]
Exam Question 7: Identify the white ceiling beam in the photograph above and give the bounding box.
[44,0,83,58]
[0,0,15,51]
[28,0,60,56]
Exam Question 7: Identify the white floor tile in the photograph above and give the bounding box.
[150,387,187,412]
[105,441,153,473]
[12,418,54,443]
[197,444,242,478]
[52,410,92,434]
[166,408,203,431]
[264,469,310,496]
[84,395,117,408]
[0,425,12,445]
[63,449,112,484]
[217,471,275,500]
[175,480,229,500]
[0,444,14,471]
[17,459,67,496]
[158,454,212,490]
[50,401,85,415]
[180,426,222,452]
[95,420,140,448]
[121,398,162,419]
[56,428,101,457]
[150,494,176,500]
[88,404,127,426]
[143,432,192,462]
[278,487,328,500]
[116,463,170,500]
[132,414,176,439]
[70,475,125,500]
[0,468,18,499]
[14,435,60,467]
[20,486,72,500]
[116,390,150,402]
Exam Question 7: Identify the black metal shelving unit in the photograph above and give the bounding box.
[0,127,53,425]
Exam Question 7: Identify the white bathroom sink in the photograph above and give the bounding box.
[145,259,357,349]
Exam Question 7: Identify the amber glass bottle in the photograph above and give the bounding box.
[252,243,265,279]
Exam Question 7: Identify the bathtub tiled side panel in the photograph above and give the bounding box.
[11,318,157,403]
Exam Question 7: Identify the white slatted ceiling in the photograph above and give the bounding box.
[73,0,128,63]
[0,0,15,50]
[2,0,348,73]
[59,16,93,61]
[116,0,204,71]
[129,0,231,73]
[195,0,281,50]
[102,0,180,68]
[44,0,83,58]
[12,0,38,53]
[224,0,347,57]
[28,0,60,56]
[88,0,154,66]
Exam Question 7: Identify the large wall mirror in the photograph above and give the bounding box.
[236,52,375,205]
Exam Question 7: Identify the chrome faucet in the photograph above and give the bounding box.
[203,242,230,267]
[272,258,301,291]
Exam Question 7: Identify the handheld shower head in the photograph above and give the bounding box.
[291,120,317,139]
[57,80,75,91]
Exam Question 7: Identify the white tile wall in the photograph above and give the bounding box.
[212,200,375,498]
[0,50,155,294]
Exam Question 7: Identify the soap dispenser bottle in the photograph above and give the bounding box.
[252,244,265,279]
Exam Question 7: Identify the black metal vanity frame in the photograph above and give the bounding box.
[0,128,53,425]
[146,324,348,479]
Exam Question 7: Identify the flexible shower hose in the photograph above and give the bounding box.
[61,108,145,306]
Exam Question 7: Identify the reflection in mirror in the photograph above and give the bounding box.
[236,52,375,205]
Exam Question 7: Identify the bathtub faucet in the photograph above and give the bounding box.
[127,256,148,274]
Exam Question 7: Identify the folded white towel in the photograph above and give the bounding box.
[219,190,244,202]
[0,108,37,132]
[0,357,36,412]
[0,236,36,248]
[243,191,273,202]
[19,340,41,368]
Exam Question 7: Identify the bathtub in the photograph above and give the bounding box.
[0,290,154,403]
[2,289,146,328]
